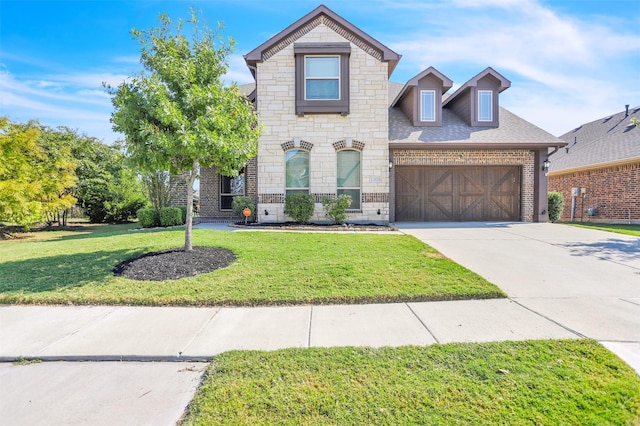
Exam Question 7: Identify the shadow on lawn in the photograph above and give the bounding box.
[0,248,147,293]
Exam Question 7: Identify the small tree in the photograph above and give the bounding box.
[142,171,172,211]
[107,10,260,250]
[321,194,352,224]
[548,191,565,222]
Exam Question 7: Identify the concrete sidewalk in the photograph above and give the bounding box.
[0,300,580,425]
[0,300,578,361]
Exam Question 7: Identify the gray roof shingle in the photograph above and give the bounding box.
[551,106,640,172]
[389,106,561,145]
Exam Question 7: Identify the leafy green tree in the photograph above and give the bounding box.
[71,138,148,223]
[107,10,261,250]
[0,118,77,229]
[141,170,172,211]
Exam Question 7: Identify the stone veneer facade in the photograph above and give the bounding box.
[390,149,536,222]
[255,24,390,224]
[549,162,640,223]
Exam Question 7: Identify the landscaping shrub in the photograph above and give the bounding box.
[232,196,256,220]
[159,207,182,227]
[137,208,159,228]
[548,191,565,222]
[284,194,315,224]
[321,194,352,224]
[178,206,187,224]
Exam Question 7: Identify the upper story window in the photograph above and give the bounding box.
[478,90,493,122]
[294,43,351,116]
[305,56,340,100]
[420,90,436,122]
[285,149,310,196]
[220,171,245,210]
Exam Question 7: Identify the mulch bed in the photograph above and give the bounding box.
[113,246,236,281]
[230,222,397,232]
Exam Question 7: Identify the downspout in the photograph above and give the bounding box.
[547,146,560,161]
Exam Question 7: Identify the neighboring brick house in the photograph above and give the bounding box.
[197,4,565,224]
[548,106,640,223]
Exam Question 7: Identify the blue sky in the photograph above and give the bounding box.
[1,0,639,143]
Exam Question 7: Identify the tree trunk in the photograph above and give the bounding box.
[184,159,198,252]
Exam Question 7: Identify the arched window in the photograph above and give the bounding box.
[337,149,360,209]
[285,149,309,196]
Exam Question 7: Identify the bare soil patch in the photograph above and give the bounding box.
[113,246,236,281]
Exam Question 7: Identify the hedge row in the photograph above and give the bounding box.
[137,207,188,228]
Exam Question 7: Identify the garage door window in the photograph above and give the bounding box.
[337,150,360,210]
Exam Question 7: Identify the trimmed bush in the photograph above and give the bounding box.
[160,207,182,227]
[548,191,565,222]
[178,206,187,224]
[284,194,315,224]
[232,196,256,220]
[321,194,352,224]
[137,208,159,228]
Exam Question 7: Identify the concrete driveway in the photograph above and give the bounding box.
[397,222,640,370]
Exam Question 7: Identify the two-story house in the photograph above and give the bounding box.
[193,4,565,224]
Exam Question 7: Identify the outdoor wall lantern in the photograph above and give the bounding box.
[264,209,269,216]
[389,161,393,169]
[542,159,551,176]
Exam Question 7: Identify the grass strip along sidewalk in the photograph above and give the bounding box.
[182,339,640,425]
[0,226,504,306]
[565,222,640,237]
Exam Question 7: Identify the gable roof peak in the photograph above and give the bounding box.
[467,67,511,89]
[244,4,401,78]
[391,66,453,107]
[442,67,511,107]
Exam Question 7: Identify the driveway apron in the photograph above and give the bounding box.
[397,222,640,373]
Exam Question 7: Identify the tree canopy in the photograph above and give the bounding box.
[0,117,77,229]
[107,10,261,250]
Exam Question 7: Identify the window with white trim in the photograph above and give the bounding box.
[478,90,493,122]
[285,149,310,196]
[305,56,340,100]
[220,171,245,210]
[420,90,436,122]
[337,149,360,210]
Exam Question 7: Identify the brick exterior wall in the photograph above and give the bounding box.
[255,23,390,224]
[391,149,536,222]
[199,157,258,221]
[548,162,640,223]
[169,175,188,206]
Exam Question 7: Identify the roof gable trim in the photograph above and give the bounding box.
[391,66,453,107]
[244,5,400,76]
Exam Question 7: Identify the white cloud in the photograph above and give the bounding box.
[223,54,254,85]
[386,0,640,135]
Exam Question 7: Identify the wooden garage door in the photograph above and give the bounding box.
[395,166,521,221]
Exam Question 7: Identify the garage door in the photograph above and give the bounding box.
[395,166,521,221]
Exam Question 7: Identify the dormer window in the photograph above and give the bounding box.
[305,56,340,100]
[420,90,436,122]
[478,90,493,122]
[294,43,350,116]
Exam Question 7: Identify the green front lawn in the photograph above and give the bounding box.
[182,340,640,425]
[566,222,640,237]
[0,226,504,305]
